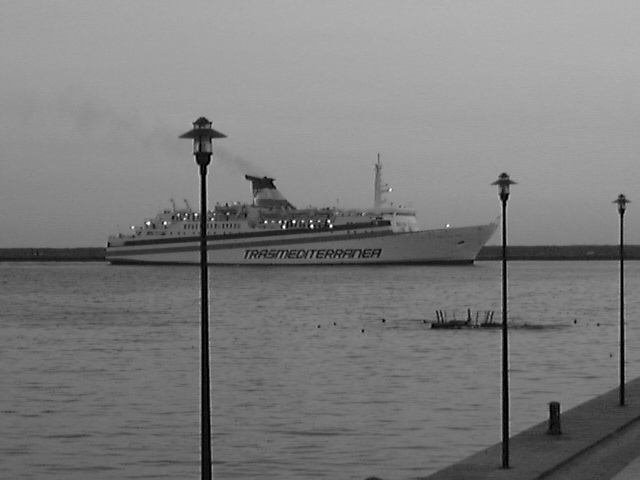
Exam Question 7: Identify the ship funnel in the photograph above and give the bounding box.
[245,175,295,209]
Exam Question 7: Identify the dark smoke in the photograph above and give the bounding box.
[214,146,270,178]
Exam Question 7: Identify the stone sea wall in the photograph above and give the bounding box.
[0,248,106,261]
[477,245,640,261]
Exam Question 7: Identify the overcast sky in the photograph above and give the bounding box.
[1,0,639,247]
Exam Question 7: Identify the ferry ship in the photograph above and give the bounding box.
[106,158,497,265]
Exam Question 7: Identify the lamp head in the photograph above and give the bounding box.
[614,193,630,215]
[491,172,517,202]
[179,116,226,160]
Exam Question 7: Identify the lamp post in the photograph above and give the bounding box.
[614,193,630,407]
[180,117,226,480]
[491,172,516,469]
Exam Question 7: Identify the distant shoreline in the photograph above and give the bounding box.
[0,248,106,262]
[0,245,638,262]
[477,245,639,261]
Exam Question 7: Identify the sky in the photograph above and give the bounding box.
[1,0,639,247]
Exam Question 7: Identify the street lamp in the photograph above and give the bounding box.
[613,193,630,407]
[491,172,516,469]
[180,116,226,480]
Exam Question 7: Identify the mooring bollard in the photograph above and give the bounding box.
[548,401,561,435]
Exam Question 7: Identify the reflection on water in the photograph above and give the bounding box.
[1,261,639,479]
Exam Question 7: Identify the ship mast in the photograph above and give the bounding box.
[374,153,382,209]
[374,153,391,209]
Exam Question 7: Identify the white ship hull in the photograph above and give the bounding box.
[106,223,497,265]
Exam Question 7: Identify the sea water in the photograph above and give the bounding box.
[1,261,639,479]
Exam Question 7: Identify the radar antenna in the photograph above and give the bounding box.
[170,198,177,212]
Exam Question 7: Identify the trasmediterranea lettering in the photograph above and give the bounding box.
[244,248,382,260]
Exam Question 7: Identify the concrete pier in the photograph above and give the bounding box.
[421,377,640,480]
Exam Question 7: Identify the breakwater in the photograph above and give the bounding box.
[477,244,640,261]
[0,245,638,262]
[0,248,105,261]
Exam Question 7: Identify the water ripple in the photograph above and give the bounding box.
[1,261,638,479]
